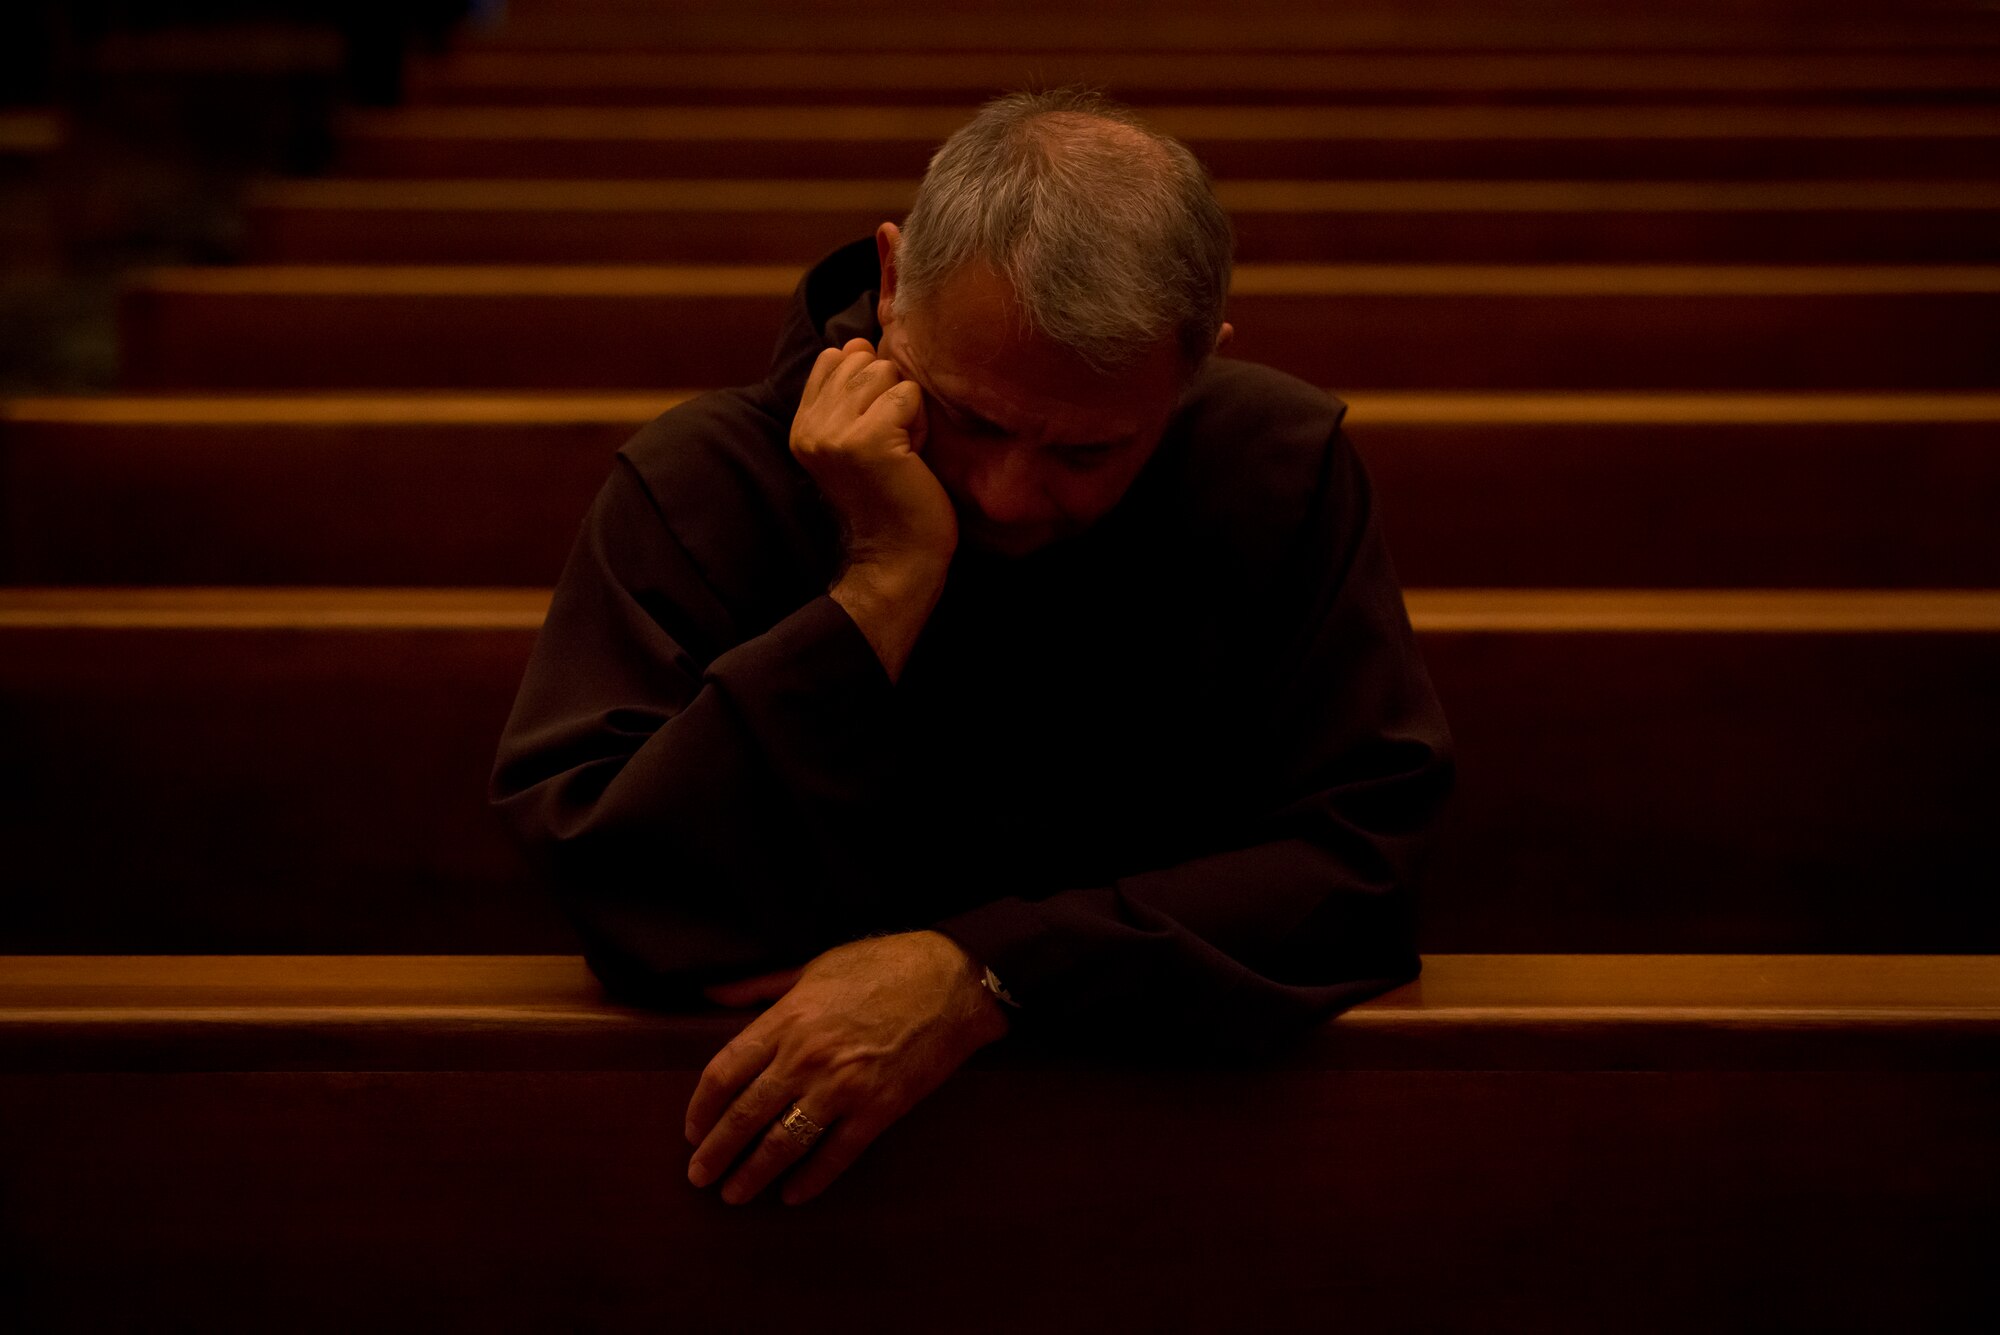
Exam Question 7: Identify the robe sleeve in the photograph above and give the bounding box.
[488,450,905,1008]
[926,428,1456,1060]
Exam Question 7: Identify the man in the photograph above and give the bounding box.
[488,89,1455,1210]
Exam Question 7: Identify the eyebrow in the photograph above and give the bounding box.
[902,350,1130,450]
[931,387,1004,433]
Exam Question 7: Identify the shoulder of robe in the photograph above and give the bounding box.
[610,388,837,626]
[1159,358,1352,585]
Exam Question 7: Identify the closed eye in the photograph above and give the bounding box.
[957,408,1010,437]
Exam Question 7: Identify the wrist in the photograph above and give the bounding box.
[922,930,1014,1046]
[830,557,948,682]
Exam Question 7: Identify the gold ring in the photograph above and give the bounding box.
[778,1102,826,1150]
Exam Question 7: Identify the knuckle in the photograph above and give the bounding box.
[719,1105,760,1136]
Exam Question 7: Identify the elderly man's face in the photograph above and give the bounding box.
[875,236,1193,558]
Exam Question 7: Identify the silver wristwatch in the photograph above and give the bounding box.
[980,965,1023,1009]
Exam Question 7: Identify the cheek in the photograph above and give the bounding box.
[919,428,973,492]
[1057,457,1148,516]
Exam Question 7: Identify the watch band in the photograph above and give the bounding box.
[980,965,1023,1009]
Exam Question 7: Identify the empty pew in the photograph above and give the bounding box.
[0,394,679,586]
[459,4,2000,55]
[3,952,1995,1332]
[0,109,62,332]
[117,263,2000,390]
[398,48,2000,107]
[0,108,62,160]
[2,589,1996,954]
[7,393,2000,588]
[330,105,2000,181]
[239,179,2000,266]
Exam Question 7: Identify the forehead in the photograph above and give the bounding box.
[902,263,1183,443]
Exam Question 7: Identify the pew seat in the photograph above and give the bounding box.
[332,104,2000,180]
[240,178,2000,265]
[3,953,1993,1332]
[4,952,1995,1071]
[116,263,2000,389]
[399,48,2000,107]
[7,392,1999,587]
[458,7,2000,56]
[2,588,1996,954]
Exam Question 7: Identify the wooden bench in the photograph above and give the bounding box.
[240,178,2000,265]
[0,109,62,159]
[2,589,1994,954]
[7,392,1998,587]
[0,110,61,272]
[331,104,2000,180]
[0,394,676,585]
[115,263,2000,390]
[4,952,1994,1331]
[459,5,2000,56]
[398,48,2000,107]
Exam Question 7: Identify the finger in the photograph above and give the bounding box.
[855,377,924,437]
[683,1026,776,1147]
[801,339,877,409]
[835,355,901,406]
[776,1108,896,1207]
[716,1097,837,1206]
[689,1065,796,1188]
[799,346,847,409]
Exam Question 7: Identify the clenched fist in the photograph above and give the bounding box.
[792,337,957,571]
[792,337,957,681]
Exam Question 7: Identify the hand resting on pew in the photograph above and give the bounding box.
[685,928,1009,1207]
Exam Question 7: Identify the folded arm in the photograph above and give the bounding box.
[929,429,1456,1058]
[489,452,907,1005]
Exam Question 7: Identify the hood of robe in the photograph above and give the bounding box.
[761,236,890,420]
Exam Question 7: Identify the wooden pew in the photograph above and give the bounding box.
[331,105,2000,181]
[7,393,1999,588]
[117,263,2000,390]
[0,109,61,287]
[460,5,2000,55]
[0,109,62,159]
[4,953,1995,1332]
[2,589,1995,954]
[0,395,676,586]
[240,179,2000,266]
[398,48,2000,107]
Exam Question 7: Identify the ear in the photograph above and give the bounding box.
[1214,321,1235,353]
[875,221,903,331]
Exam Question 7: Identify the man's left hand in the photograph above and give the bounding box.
[684,929,1011,1207]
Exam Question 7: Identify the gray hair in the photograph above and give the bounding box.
[894,88,1234,375]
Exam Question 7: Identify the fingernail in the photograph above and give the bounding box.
[688,1160,712,1188]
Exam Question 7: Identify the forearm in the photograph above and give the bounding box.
[494,592,914,986]
[931,818,1440,1059]
[829,556,949,683]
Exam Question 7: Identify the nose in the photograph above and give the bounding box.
[962,445,1044,526]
